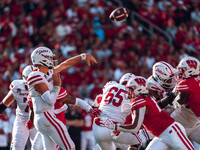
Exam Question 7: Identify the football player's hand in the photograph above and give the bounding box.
[88,108,101,117]
[52,73,61,87]
[99,118,116,130]
[111,130,121,139]
[93,94,103,107]
[85,54,97,66]
[25,120,34,130]
[166,91,176,105]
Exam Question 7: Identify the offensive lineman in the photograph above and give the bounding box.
[93,78,144,150]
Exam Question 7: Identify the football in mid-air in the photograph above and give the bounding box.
[109,7,130,22]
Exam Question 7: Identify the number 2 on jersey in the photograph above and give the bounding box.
[104,87,128,107]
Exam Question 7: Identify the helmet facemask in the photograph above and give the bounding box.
[40,54,54,69]
[31,47,55,69]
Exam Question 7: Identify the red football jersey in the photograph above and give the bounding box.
[54,87,68,125]
[124,114,132,125]
[81,110,94,131]
[177,74,200,117]
[131,96,175,137]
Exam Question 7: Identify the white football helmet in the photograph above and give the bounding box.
[126,76,148,98]
[22,65,37,84]
[177,56,200,79]
[31,47,54,69]
[119,73,135,85]
[152,61,178,89]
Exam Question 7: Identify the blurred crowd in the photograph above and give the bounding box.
[0,0,200,149]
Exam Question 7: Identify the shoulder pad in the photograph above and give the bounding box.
[131,97,147,110]
[57,87,68,100]
[9,80,26,92]
[27,71,44,86]
[103,81,118,93]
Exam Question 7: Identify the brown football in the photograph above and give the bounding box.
[109,7,130,21]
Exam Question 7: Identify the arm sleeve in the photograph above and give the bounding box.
[75,98,92,111]
[117,106,146,133]
[41,86,60,106]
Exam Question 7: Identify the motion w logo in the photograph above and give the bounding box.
[186,60,197,69]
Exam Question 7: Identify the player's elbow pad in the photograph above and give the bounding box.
[0,102,7,114]
[41,86,60,106]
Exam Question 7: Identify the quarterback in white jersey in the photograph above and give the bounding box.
[0,67,38,150]
[93,80,144,150]
[27,46,98,150]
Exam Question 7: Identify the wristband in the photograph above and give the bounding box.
[81,53,86,60]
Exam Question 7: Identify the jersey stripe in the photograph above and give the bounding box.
[57,90,68,100]
[44,112,71,149]
[143,128,150,141]
[28,78,43,85]
[131,99,146,107]
[132,133,142,144]
[27,75,41,82]
[57,93,68,100]
[178,85,188,87]
[132,101,146,108]
[178,87,189,90]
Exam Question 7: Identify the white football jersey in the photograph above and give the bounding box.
[98,81,130,124]
[27,70,54,114]
[9,80,29,122]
